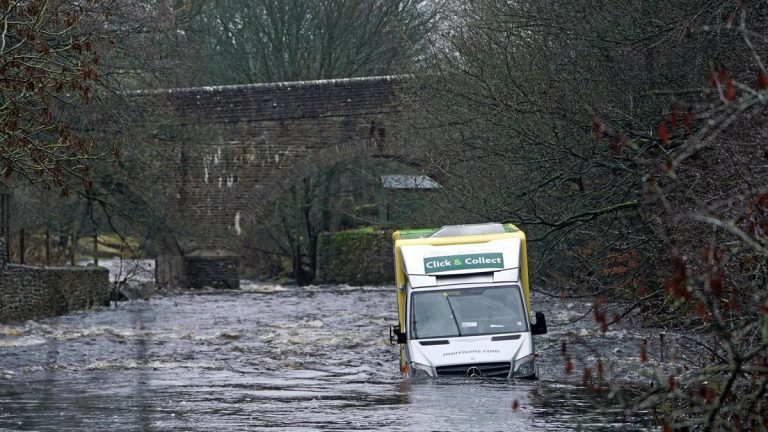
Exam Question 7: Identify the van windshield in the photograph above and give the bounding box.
[410,285,527,339]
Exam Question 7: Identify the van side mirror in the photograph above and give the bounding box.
[389,325,407,345]
[531,312,547,335]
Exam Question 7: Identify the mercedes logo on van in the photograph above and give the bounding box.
[466,366,482,378]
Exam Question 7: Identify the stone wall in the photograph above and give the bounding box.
[315,229,393,286]
[0,264,111,323]
[183,250,240,289]
[156,251,239,289]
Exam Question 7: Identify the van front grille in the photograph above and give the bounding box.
[436,362,511,378]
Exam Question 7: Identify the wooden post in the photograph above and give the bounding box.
[19,228,25,264]
[93,233,98,266]
[45,230,51,266]
[70,232,76,266]
[2,191,8,262]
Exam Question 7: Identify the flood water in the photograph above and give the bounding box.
[0,282,656,431]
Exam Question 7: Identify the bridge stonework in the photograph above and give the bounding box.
[147,76,406,288]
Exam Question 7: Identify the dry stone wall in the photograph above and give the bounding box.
[0,239,111,323]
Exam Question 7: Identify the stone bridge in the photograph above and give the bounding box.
[141,75,408,288]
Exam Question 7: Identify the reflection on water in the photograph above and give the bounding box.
[0,284,653,431]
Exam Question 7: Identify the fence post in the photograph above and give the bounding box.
[0,190,8,262]
[93,233,98,266]
[70,232,76,266]
[19,229,25,264]
[45,230,51,266]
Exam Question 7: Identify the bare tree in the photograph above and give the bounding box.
[0,0,207,262]
[402,0,768,427]
[401,0,686,296]
[0,0,118,194]
[624,3,768,428]
[252,157,413,284]
[180,0,441,85]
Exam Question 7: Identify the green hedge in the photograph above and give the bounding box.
[315,228,393,286]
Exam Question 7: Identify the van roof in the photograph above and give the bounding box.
[396,223,519,239]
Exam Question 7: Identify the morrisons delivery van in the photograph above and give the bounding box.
[389,223,547,379]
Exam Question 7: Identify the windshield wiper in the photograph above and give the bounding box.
[444,295,462,336]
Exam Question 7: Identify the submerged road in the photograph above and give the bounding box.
[0,283,655,431]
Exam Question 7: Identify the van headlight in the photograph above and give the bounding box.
[513,354,536,378]
[410,362,436,378]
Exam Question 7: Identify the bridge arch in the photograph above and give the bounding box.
[145,75,414,287]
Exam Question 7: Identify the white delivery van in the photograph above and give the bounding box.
[389,223,547,379]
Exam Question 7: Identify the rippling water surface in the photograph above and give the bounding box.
[0,283,655,431]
